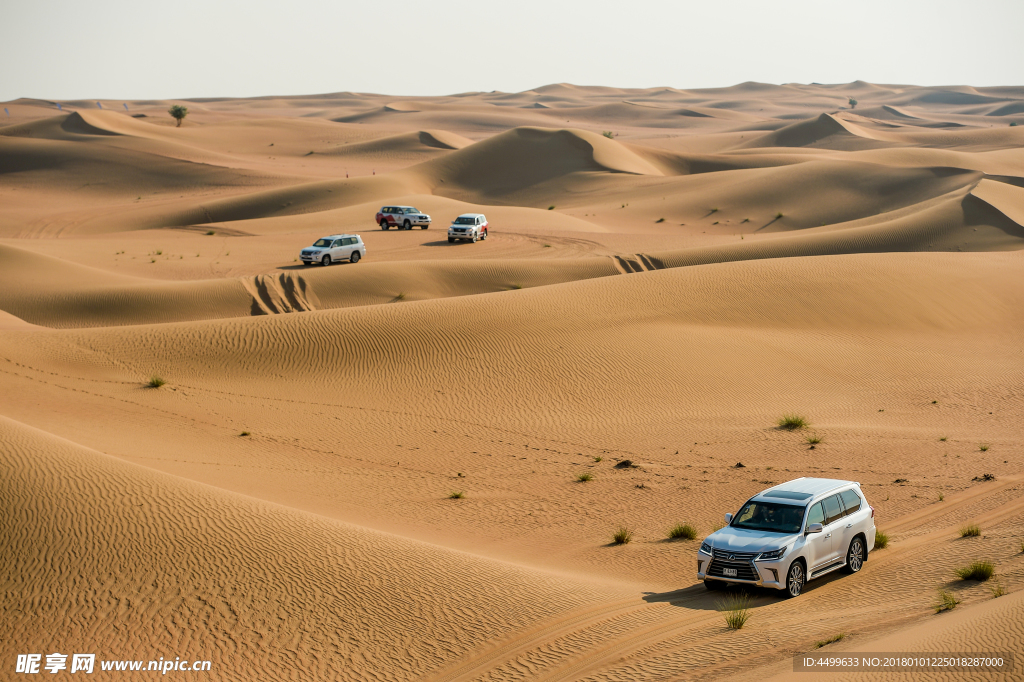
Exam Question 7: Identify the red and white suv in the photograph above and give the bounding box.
[376,206,431,230]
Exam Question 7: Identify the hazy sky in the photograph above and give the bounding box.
[2,0,1022,101]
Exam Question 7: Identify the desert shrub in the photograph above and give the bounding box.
[960,524,981,538]
[979,444,990,452]
[205,230,215,235]
[991,582,1006,597]
[449,490,464,499]
[394,292,406,301]
[602,131,614,139]
[934,590,959,613]
[593,456,603,462]
[848,97,858,109]
[548,205,555,210]
[577,472,593,482]
[775,212,784,219]
[805,434,822,445]
[510,283,523,290]
[954,560,994,581]
[147,376,166,388]
[240,431,250,437]
[168,104,189,127]
[874,529,889,549]
[668,523,697,540]
[777,414,808,430]
[815,633,846,648]
[612,526,633,544]
[655,218,665,223]
[718,594,751,630]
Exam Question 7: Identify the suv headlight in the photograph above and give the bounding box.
[699,541,712,555]
[756,546,788,561]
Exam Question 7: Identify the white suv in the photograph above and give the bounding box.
[697,478,875,597]
[448,213,489,243]
[300,234,365,266]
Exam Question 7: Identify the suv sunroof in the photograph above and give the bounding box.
[762,490,813,500]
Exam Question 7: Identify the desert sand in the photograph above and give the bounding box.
[1,82,1023,680]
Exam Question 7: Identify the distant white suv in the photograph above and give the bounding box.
[448,213,489,243]
[697,478,875,598]
[300,234,365,266]
[377,206,431,230]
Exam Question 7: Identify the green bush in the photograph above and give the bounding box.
[874,529,889,549]
[934,590,959,613]
[777,414,808,430]
[954,560,994,581]
[577,472,593,482]
[668,523,697,540]
[449,490,464,499]
[815,633,846,648]
[168,104,189,127]
[718,594,751,629]
[612,526,633,544]
[960,524,981,538]
[147,376,166,388]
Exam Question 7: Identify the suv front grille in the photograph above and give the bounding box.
[707,549,759,581]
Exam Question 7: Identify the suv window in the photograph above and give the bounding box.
[806,501,824,529]
[840,489,862,515]
[332,240,343,247]
[822,495,844,526]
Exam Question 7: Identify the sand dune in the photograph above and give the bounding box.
[2,81,1023,680]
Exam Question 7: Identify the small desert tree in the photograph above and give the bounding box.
[848,97,858,109]
[168,104,189,127]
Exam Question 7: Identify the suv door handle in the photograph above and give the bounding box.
[846,523,852,528]
[825,533,831,538]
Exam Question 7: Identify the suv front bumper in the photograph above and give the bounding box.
[697,555,787,591]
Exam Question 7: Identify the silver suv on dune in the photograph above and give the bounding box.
[697,478,875,597]
[300,234,365,266]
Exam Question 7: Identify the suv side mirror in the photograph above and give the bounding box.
[724,513,733,524]
[806,523,823,534]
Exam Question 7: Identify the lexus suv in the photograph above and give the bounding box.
[377,206,431,230]
[299,234,365,266]
[448,213,489,243]
[697,478,875,597]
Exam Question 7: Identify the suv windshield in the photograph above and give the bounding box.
[312,238,333,247]
[454,217,476,225]
[731,501,805,534]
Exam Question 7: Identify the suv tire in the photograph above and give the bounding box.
[843,536,865,574]
[321,255,331,267]
[785,560,805,598]
[380,220,390,230]
[403,220,411,230]
[471,232,478,243]
[350,251,361,264]
[481,230,488,240]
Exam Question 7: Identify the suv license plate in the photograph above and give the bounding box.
[723,568,738,578]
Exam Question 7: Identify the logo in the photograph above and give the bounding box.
[728,553,736,560]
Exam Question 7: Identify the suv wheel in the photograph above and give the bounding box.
[403,220,411,230]
[471,232,478,243]
[350,251,361,264]
[380,220,390,230]
[785,560,805,598]
[447,237,455,243]
[321,255,331,267]
[844,537,865,574]
[481,229,488,240]
[704,579,725,591]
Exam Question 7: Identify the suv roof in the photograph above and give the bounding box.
[382,206,417,210]
[318,234,360,240]
[455,213,485,219]
[752,477,855,503]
